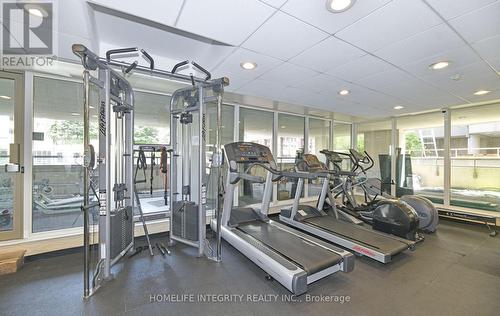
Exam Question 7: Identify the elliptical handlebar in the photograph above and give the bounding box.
[348,149,374,174]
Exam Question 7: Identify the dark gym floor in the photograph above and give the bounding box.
[1,219,499,316]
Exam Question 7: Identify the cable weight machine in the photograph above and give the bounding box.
[75,43,228,298]
[168,60,228,261]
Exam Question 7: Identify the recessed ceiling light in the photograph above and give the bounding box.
[0,95,11,100]
[240,62,257,70]
[473,90,491,96]
[71,112,80,116]
[429,61,450,70]
[393,105,404,110]
[89,106,95,109]
[24,4,48,17]
[280,125,286,129]
[326,0,356,13]
[28,8,43,17]
[338,89,350,96]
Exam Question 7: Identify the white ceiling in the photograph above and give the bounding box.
[59,0,500,118]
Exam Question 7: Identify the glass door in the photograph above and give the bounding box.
[0,72,23,240]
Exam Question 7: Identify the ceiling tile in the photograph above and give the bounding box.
[176,0,276,46]
[355,67,466,109]
[374,24,465,67]
[258,0,288,8]
[222,75,255,92]
[211,48,283,80]
[467,87,500,103]
[327,54,396,82]
[294,93,374,117]
[419,62,500,96]
[289,36,365,72]
[293,74,350,93]
[91,0,184,26]
[237,78,308,101]
[357,68,418,92]
[378,80,466,108]
[259,62,319,86]
[425,0,497,20]
[472,34,500,62]
[319,84,409,109]
[336,0,442,52]
[401,46,482,78]
[449,1,500,43]
[281,0,391,34]
[93,10,234,71]
[241,11,329,60]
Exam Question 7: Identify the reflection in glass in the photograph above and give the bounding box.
[308,118,330,197]
[277,114,304,201]
[356,120,392,194]
[134,92,170,145]
[450,104,500,211]
[397,112,444,202]
[0,78,15,232]
[238,108,273,206]
[333,122,352,170]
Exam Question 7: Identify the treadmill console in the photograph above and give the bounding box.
[297,154,326,172]
[224,142,274,165]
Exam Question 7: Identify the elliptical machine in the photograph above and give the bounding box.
[320,149,421,241]
[348,149,439,233]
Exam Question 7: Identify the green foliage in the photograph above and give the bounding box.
[135,126,159,144]
[49,120,98,144]
[405,132,423,155]
[334,136,351,151]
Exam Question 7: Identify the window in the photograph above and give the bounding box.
[333,122,351,152]
[32,77,86,232]
[0,78,15,232]
[238,108,273,206]
[308,118,331,196]
[309,118,331,161]
[356,120,392,194]
[397,112,444,201]
[205,104,235,211]
[277,114,304,201]
[333,122,352,170]
[450,104,500,211]
[132,92,171,216]
[134,91,170,145]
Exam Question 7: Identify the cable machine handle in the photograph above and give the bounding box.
[171,60,212,81]
[140,49,154,70]
[124,61,138,74]
[106,47,139,61]
[171,60,190,74]
[191,61,211,80]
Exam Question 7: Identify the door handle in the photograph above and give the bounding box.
[5,143,21,173]
[4,164,20,173]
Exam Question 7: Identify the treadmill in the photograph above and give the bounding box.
[211,142,354,295]
[279,153,416,264]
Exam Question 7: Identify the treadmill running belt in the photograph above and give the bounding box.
[238,221,343,274]
[303,216,411,255]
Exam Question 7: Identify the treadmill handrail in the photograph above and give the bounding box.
[246,162,318,181]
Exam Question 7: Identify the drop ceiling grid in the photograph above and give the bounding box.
[88,0,500,118]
